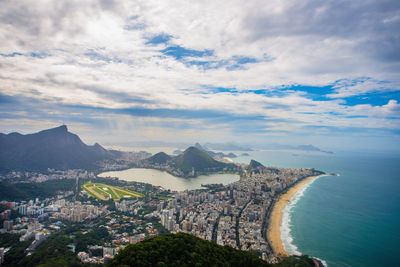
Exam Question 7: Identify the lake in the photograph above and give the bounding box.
[98,168,240,191]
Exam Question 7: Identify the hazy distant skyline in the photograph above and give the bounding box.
[0,0,399,152]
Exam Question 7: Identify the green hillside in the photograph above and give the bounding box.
[171,146,235,174]
[0,125,114,172]
[108,233,316,267]
[146,152,172,164]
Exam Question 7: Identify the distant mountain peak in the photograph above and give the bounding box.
[44,125,68,133]
[174,146,234,174]
[194,142,205,151]
[36,125,70,138]
[186,146,201,153]
[142,146,238,177]
[7,132,22,137]
[248,159,265,170]
[0,125,113,172]
[94,142,102,148]
[59,124,68,131]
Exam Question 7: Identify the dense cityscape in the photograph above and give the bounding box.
[0,156,322,266]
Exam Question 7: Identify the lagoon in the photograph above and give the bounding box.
[98,168,240,191]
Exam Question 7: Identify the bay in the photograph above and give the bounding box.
[234,149,400,267]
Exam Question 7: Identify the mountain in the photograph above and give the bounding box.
[171,146,235,175]
[227,152,238,158]
[108,233,317,267]
[193,142,237,158]
[258,143,333,154]
[146,152,172,165]
[141,146,237,177]
[0,125,114,172]
[249,159,265,169]
[246,159,266,174]
[296,144,334,154]
[172,149,183,155]
[194,142,206,150]
[204,142,253,151]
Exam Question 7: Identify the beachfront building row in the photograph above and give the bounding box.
[154,167,320,261]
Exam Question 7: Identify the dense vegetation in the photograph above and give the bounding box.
[0,179,76,201]
[142,146,237,176]
[20,234,81,267]
[146,152,172,165]
[108,233,316,267]
[108,233,266,267]
[1,224,113,267]
[172,146,235,174]
[0,233,79,267]
[1,231,316,267]
[0,234,32,266]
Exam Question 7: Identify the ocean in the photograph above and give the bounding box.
[235,150,400,267]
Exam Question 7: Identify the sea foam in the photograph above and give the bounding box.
[280,175,329,264]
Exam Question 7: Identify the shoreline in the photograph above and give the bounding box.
[267,175,323,256]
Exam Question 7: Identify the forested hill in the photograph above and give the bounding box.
[171,146,234,173]
[0,125,114,172]
[108,233,317,267]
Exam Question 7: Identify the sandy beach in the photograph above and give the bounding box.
[267,175,321,256]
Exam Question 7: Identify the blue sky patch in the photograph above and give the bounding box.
[233,56,258,64]
[146,34,172,45]
[161,45,214,60]
[0,51,48,58]
[279,85,334,101]
[341,91,400,106]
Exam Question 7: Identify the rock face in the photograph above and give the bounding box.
[249,159,265,169]
[0,125,113,172]
[246,159,266,174]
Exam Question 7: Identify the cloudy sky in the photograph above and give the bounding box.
[0,0,399,152]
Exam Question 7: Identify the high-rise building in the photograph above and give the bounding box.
[103,247,116,258]
[18,205,27,215]
[0,247,4,265]
[0,210,11,220]
[160,209,170,228]
[3,220,13,231]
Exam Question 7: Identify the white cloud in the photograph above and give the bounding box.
[0,0,399,150]
[328,79,400,98]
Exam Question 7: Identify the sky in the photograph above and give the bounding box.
[0,0,399,152]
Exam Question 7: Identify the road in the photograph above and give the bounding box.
[235,199,252,248]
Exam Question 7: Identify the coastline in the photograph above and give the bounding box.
[267,175,322,256]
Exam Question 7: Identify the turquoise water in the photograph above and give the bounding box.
[235,150,400,267]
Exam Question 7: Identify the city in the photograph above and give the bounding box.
[1,1,398,266]
[0,162,322,266]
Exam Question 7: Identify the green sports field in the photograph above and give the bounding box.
[83,182,144,201]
